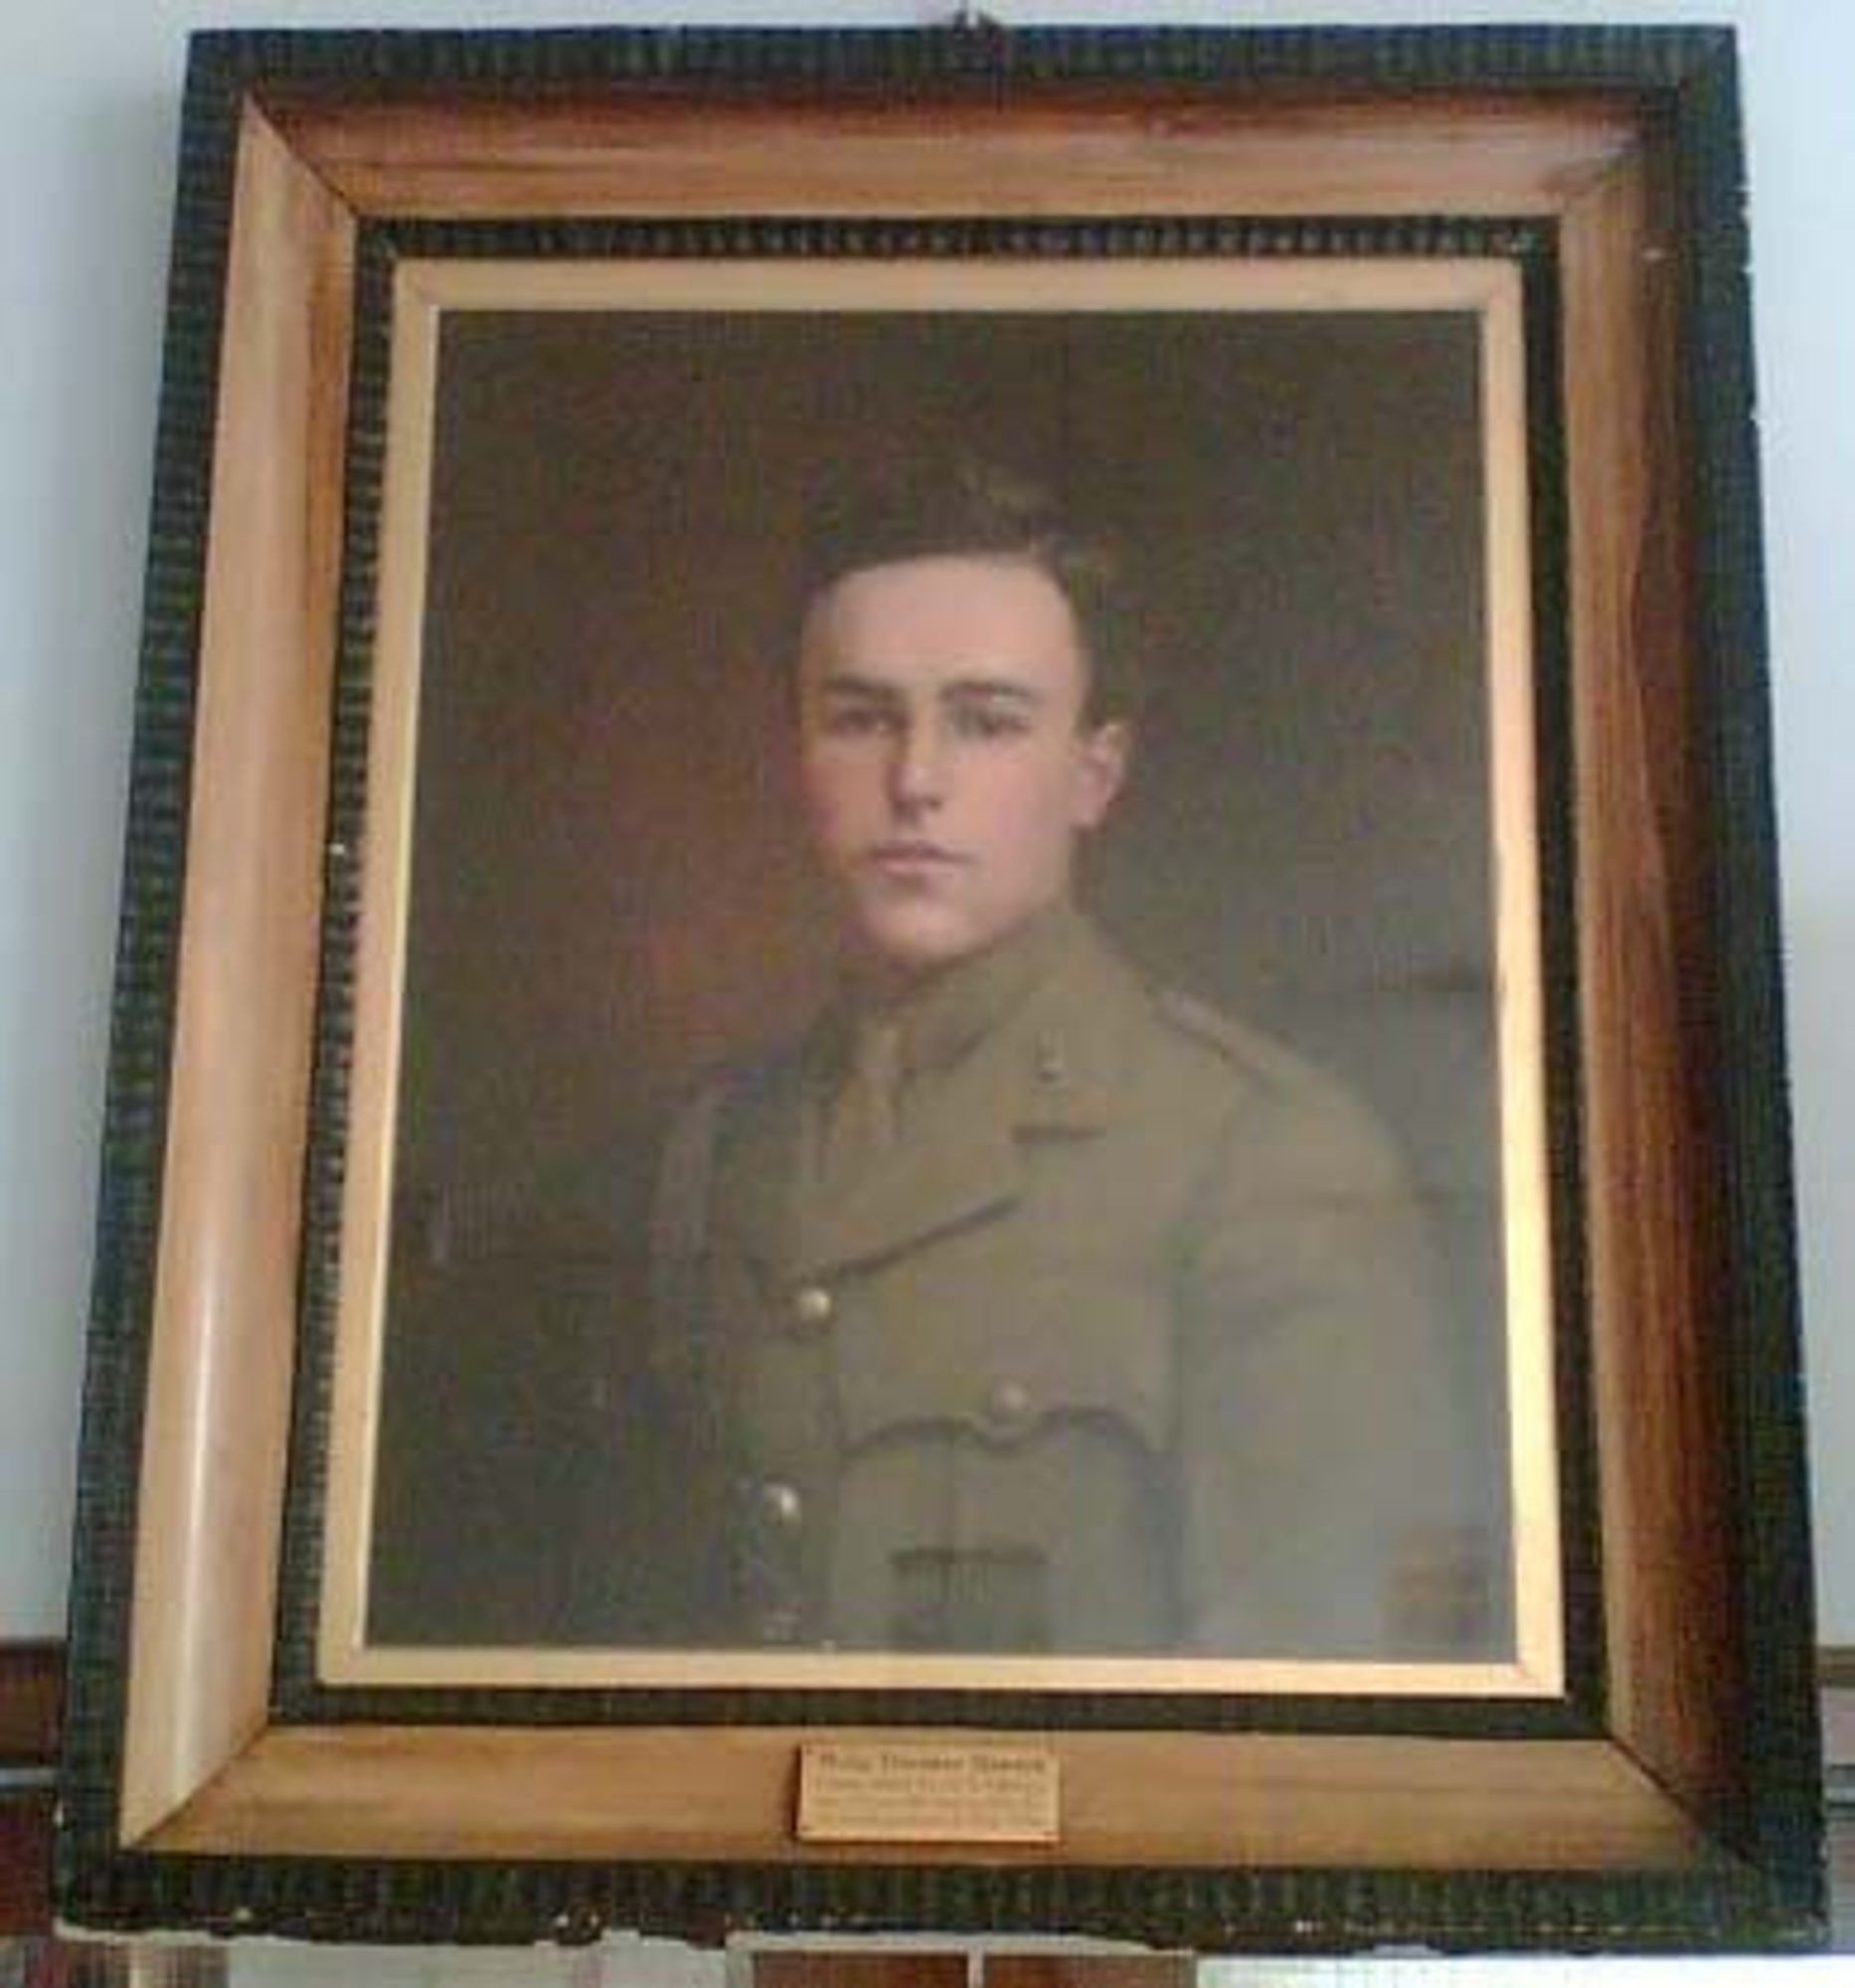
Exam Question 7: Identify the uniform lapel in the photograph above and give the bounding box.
[706,1057,808,1271]
[709,1034,1027,1279]
[790,912,1138,1277]
[794,1044,1025,1276]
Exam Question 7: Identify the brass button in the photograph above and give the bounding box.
[790,1283,835,1330]
[982,1378,1036,1438]
[756,1479,803,1530]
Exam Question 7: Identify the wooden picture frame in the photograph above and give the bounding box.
[58,24,1821,1953]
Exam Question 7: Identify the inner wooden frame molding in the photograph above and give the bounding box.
[62,28,1819,1950]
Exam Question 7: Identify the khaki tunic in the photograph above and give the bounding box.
[654,906,1489,1659]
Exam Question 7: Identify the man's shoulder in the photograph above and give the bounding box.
[1099,959,1406,1190]
[1072,930,1340,1106]
[651,1037,815,1277]
[1145,982,1328,1092]
[670,1033,815,1142]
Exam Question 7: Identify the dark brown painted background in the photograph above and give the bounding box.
[365,308,1508,1645]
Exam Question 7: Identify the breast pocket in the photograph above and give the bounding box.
[832,1252,1176,1461]
[828,1263,1181,1652]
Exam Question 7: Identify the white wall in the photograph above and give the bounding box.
[3,0,1851,1649]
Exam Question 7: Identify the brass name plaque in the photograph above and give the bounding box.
[795,1741,1060,1845]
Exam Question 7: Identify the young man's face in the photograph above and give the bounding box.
[796,553,1129,980]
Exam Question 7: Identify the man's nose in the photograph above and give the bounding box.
[889,720,947,810]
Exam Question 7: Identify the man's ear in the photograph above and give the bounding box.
[1072,719,1132,830]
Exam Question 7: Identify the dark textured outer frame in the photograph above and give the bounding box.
[1671,34,1820,1922]
[55,21,1821,1954]
[57,23,246,1927]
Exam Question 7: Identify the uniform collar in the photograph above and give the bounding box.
[778,906,1141,1277]
[833,899,1083,1086]
[818,900,1137,1142]
[1005,907,1138,1134]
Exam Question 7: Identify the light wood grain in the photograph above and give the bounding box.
[147,1726,1705,1871]
[315,1639,1551,1697]
[315,258,443,1683]
[259,91,1640,221]
[392,254,1522,317]
[119,102,356,1844]
[1478,259,1567,1697]
[1560,139,1742,1814]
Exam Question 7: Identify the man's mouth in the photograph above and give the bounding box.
[866,840,965,878]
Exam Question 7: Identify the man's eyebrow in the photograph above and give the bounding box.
[812,671,1045,708]
[814,671,903,700]
[940,677,1044,707]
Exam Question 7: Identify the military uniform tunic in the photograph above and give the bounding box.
[654,904,1487,1659]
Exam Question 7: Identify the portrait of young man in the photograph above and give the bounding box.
[361,307,1514,1667]
[646,457,1492,1661]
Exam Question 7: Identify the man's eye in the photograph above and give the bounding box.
[951,703,1032,741]
[819,704,895,738]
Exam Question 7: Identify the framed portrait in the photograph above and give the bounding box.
[59,23,1821,1954]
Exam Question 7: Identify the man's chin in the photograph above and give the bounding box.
[849,907,986,981]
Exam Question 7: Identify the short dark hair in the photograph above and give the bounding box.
[795,455,1143,726]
